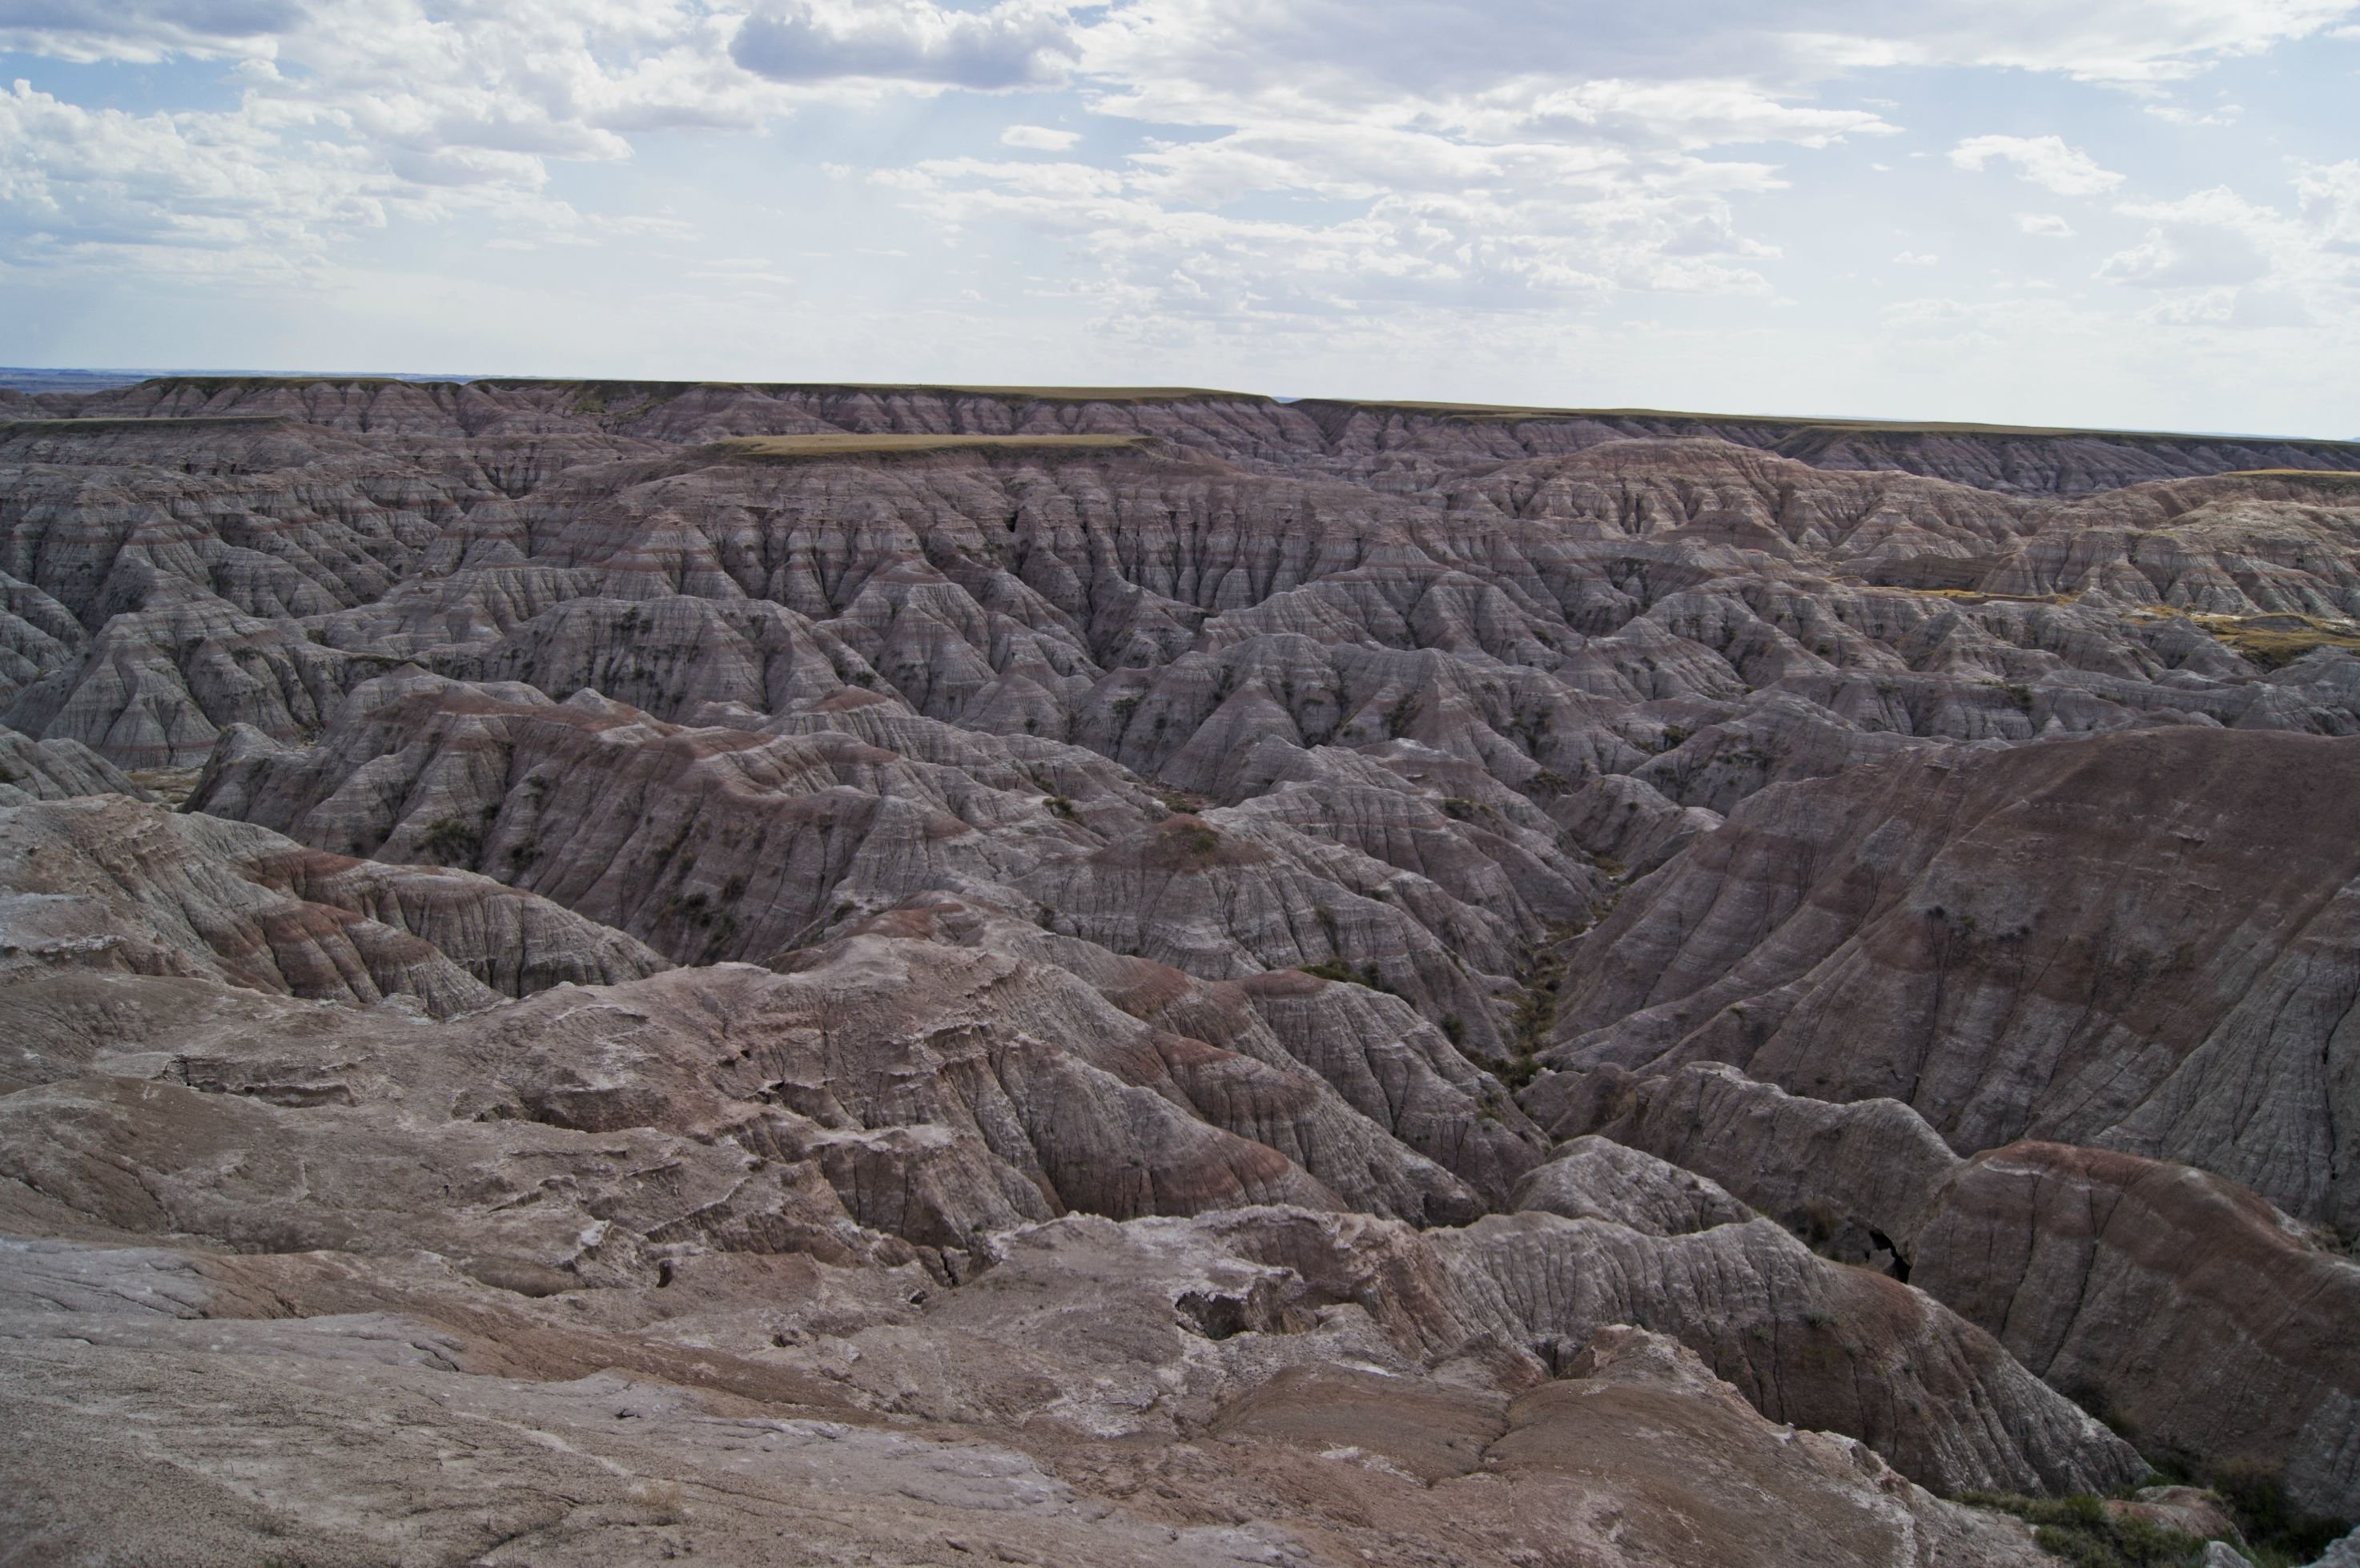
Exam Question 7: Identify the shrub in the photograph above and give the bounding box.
[2213,1462,2350,1562]
[416,816,482,867]
[1960,1494,2203,1568]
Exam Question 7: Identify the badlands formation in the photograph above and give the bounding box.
[3,379,2360,1565]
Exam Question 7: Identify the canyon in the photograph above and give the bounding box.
[3,378,2358,1565]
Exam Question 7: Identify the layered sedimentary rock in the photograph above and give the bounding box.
[1542,1062,2360,1518]
[1912,1142,2360,1518]
[1550,726,2360,1234]
[0,1226,2052,1567]
[0,726,139,804]
[0,883,2133,1504]
[4,379,2355,1558]
[0,791,666,1027]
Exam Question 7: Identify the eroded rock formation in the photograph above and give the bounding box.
[3,378,2355,1561]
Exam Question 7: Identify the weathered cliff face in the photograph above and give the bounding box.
[1548,726,2360,1235]
[3,380,2355,1560]
[0,790,668,1031]
[1538,1061,2360,1519]
[1911,1142,2360,1516]
[0,927,2129,1516]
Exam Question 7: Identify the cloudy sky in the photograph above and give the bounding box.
[2,1,2356,434]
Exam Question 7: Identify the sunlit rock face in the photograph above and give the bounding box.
[4,380,2358,1556]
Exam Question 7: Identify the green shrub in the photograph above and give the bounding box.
[1960,1494,2203,1568]
[417,816,482,867]
[2213,1462,2350,1562]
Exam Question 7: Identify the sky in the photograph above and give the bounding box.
[1,1,2357,435]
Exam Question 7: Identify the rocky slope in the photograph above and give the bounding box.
[1539,1062,2360,1518]
[3,378,2355,1561]
[1547,727,2360,1234]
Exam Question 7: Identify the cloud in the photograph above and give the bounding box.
[1892,250,1939,264]
[2099,191,2273,291]
[2294,159,2360,247]
[2144,99,2242,125]
[3,0,2357,393]
[0,78,380,275]
[1001,124,1080,151]
[0,2,798,275]
[730,1,1078,90]
[2090,183,2358,332]
[1073,1,2360,113]
[1949,135,2124,196]
[0,0,304,63]
[2144,284,2311,328]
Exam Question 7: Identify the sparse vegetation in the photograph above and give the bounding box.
[2123,605,2360,669]
[1905,588,2081,606]
[1298,956,1404,998]
[1383,693,1423,739]
[416,815,483,867]
[1961,1493,2206,1568]
[1494,922,1577,1089]
[2212,1461,2350,1563]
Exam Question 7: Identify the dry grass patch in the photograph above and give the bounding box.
[2223,468,2360,483]
[1313,398,2316,440]
[2129,607,2360,668]
[1904,587,2081,606]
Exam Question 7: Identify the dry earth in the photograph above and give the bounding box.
[3,379,2358,1564]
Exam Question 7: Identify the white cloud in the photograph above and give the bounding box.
[0,78,384,275]
[2144,99,2242,125]
[2092,182,2358,333]
[1074,1,2360,111]
[0,0,302,64]
[1949,135,2124,196]
[0,2,808,275]
[2294,159,2360,247]
[1001,124,1080,151]
[731,1,1079,90]
[2,0,2357,424]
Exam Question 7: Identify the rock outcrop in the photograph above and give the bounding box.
[3,379,2352,1559]
[1550,727,2360,1235]
[1543,1061,2360,1518]
[0,792,667,1029]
